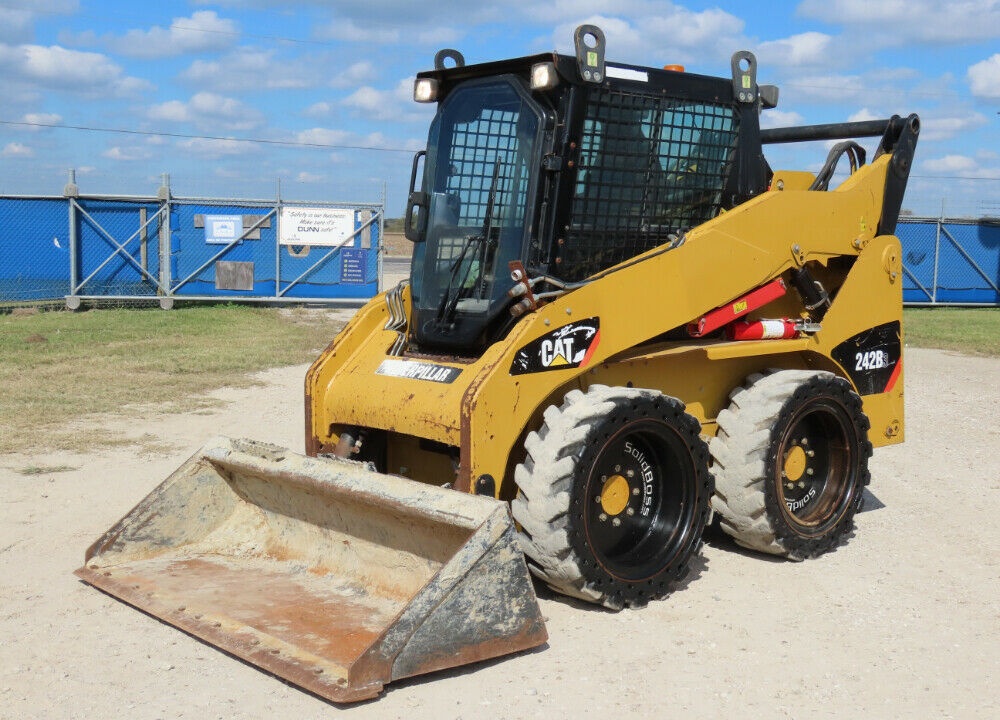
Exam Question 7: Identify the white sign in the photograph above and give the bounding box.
[205,214,244,244]
[279,207,355,247]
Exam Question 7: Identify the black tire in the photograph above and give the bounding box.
[710,370,872,559]
[511,385,713,610]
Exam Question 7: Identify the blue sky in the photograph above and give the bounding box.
[0,0,997,217]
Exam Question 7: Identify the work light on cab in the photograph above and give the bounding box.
[413,77,439,103]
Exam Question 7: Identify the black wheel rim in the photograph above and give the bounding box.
[774,397,857,533]
[581,419,696,582]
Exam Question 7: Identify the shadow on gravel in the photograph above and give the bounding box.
[701,520,786,563]
[858,488,886,512]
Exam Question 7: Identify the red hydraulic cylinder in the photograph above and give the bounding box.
[687,279,787,337]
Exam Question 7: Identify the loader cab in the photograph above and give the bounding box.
[403,28,772,355]
[406,75,548,352]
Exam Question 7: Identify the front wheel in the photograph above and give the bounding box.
[710,370,872,559]
[512,386,713,610]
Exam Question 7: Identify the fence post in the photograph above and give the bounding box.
[157,173,173,309]
[64,169,80,309]
[931,217,941,304]
[378,182,386,291]
[275,178,282,299]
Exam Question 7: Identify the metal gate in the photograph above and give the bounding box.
[897,218,1000,306]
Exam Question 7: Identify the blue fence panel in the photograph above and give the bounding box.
[75,198,164,298]
[170,203,278,298]
[936,222,1000,304]
[897,219,1000,305]
[897,221,936,303]
[0,198,71,301]
[278,211,380,300]
[2,194,384,305]
[168,203,380,299]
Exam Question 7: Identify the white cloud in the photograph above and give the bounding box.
[0,9,34,44]
[0,43,149,96]
[797,0,1000,45]
[147,100,189,123]
[295,171,324,183]
[107,11,238,59]
[176,137,251,157]
[342,78,429,122]
[181,47,372,93]
[784,73,866,103]
[103,146,153,161]
[919,113,988,142]
[330,61,377,89]
[148,92,264,131]
[320,18,401,44]
[968,54,1000,100]
[182,48,310,91]
[847,108,881,122]
[760,109,805,129]
[303,102,333,119]
[547,8,747,67]
[921,154,1000,180]
[295,128,353,146]
[924,155,977,173]
[756,32,833,68]
[0,1,77,43]
[2,142,33,157]
[19,112,62,129]
[293,128,406,151]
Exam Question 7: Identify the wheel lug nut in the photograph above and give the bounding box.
[806,449,815,457]
[599,513,608,522]
[612,517,621,527]
[614,465,621,473]
[801,438,809,445]
[627,469,635,478]
[632,487,640,496]
[595,495,602,503]
[626,507,635,516]
[806,468,814,476]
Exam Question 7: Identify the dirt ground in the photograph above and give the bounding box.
[1,346,998,719]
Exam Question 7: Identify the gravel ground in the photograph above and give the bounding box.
[1,346,997,719]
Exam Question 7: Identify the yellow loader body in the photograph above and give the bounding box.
[307,157,905,499]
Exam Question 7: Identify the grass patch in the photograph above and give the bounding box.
[0,304,344,455]
[904,308,1000,357]
[15,464,78,475]
[2,303,993,455]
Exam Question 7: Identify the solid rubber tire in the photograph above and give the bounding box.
[709,370,872,559]
[511,385,713,609]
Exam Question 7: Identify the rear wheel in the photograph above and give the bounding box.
[512,385,713,609]
[710,370,872,559]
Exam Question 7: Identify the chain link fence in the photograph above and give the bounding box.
[1,174,383,308]
[3,182,998,308]
[897,217,1000,306]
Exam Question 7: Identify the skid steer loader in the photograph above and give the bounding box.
[77,25,918,703]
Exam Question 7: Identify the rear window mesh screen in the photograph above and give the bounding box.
[558,88,739,281]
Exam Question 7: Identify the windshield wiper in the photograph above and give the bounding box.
[434,159,502,329]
